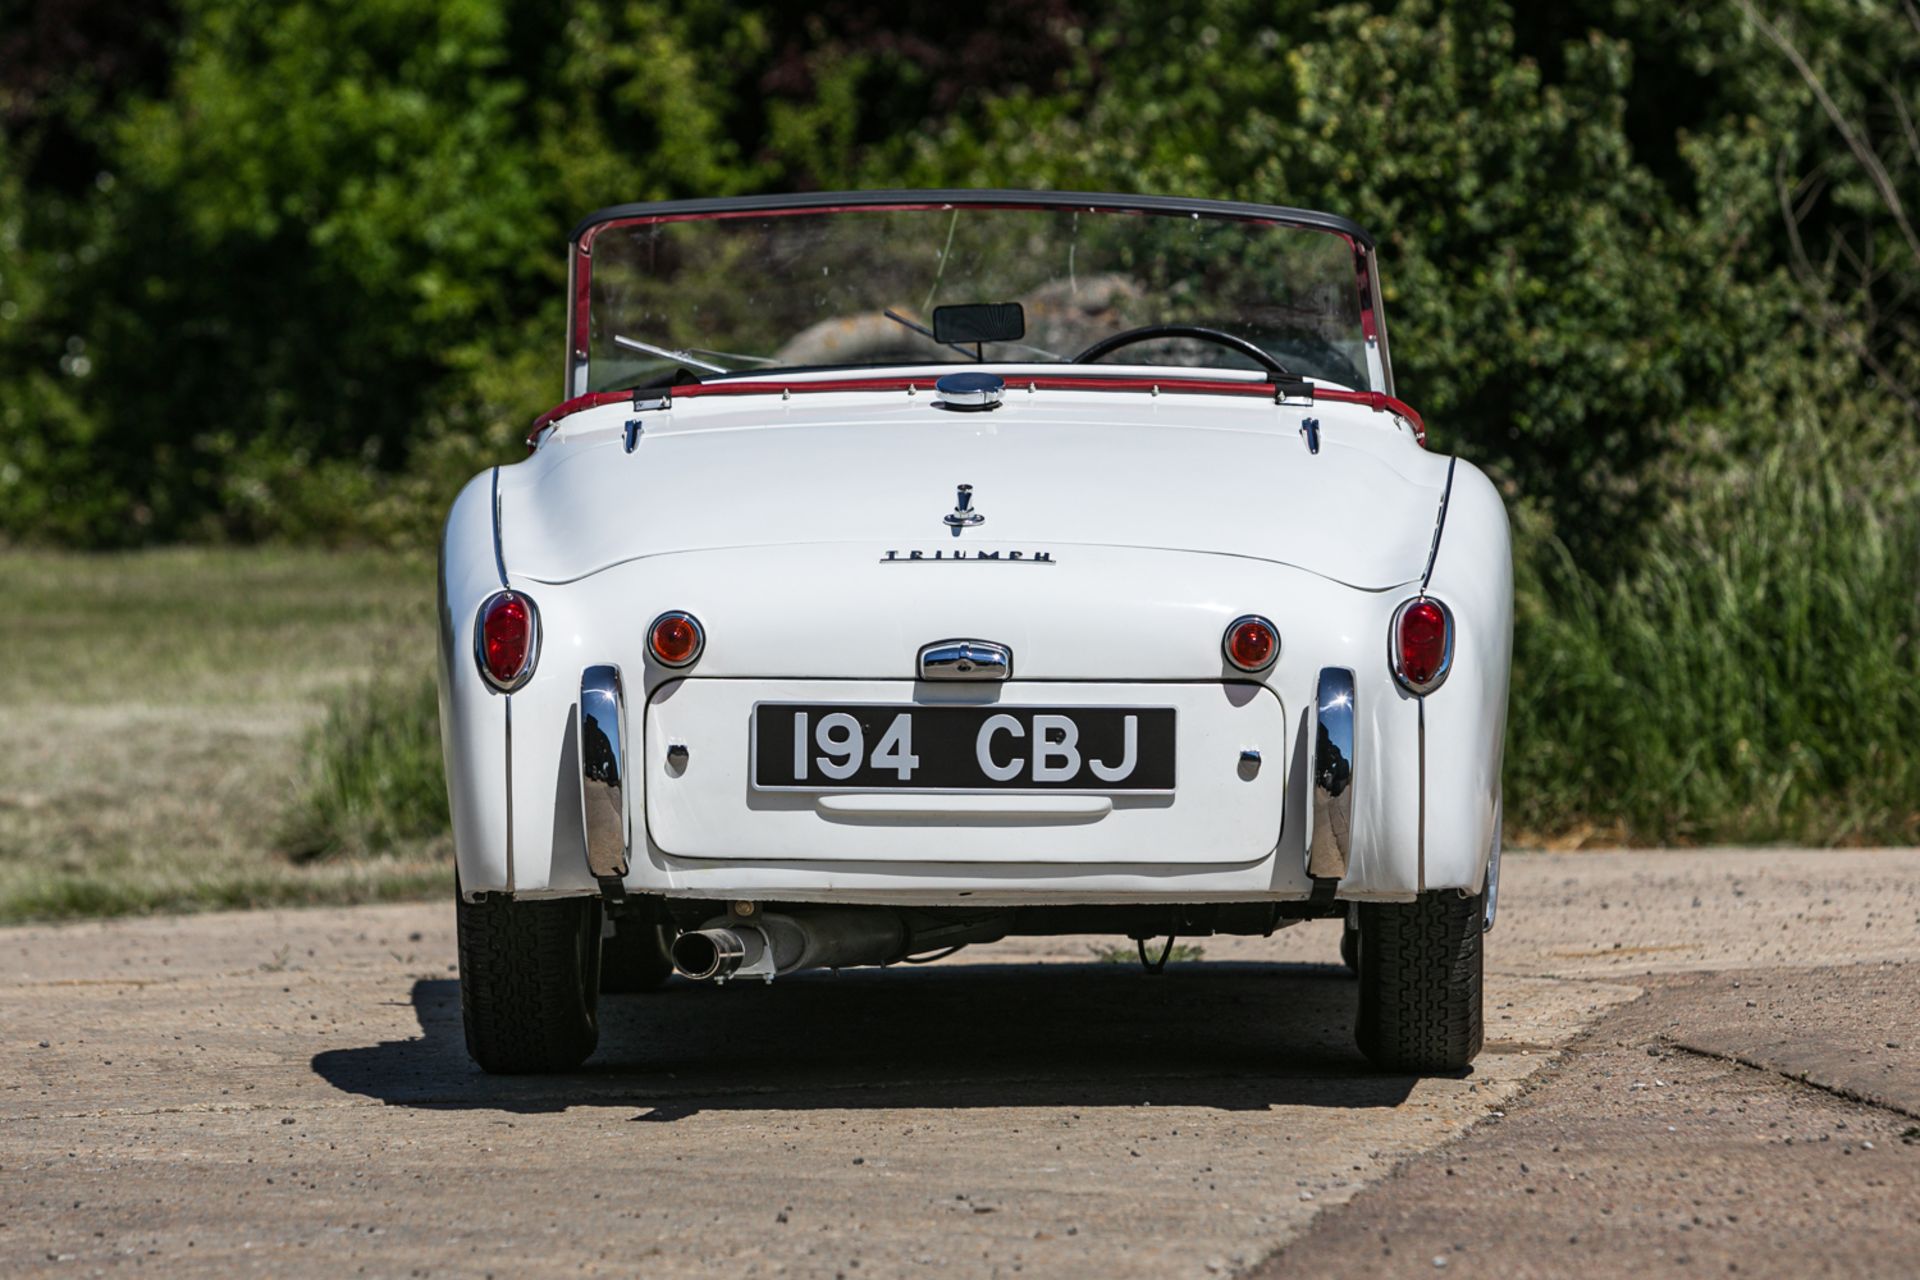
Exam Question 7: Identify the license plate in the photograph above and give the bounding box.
[750,703,1176,793]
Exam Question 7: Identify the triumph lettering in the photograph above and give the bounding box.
[878,549,1058,563]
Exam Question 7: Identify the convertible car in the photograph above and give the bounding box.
[438,191,1512,1075]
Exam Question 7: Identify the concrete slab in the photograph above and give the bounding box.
[4,848,1918,1276]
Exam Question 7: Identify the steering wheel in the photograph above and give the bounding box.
[1070,324,1292,376]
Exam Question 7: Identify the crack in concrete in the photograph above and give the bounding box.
[1666,1038,1920,1121]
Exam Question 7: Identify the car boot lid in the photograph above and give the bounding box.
[498,384,1448,591]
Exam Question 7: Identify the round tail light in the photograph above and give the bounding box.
[1223,614,1279,672]
[475,591,539,691]
[649,611,705,668]
[1391,597,1453,694]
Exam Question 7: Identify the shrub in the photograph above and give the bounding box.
[1507,441,1920,845]
[281,671,449,861]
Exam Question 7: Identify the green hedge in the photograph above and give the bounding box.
[1509,440,1920,844]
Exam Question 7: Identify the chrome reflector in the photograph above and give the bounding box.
[579,665,629,881]
[1307,666,1356,880]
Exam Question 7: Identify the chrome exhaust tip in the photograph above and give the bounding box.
[671,927,757,981]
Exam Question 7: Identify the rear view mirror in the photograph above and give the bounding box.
[933,303,1025,345]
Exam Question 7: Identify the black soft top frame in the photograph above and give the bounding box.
[569,189,1375,251]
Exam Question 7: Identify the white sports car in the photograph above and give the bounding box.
[437,191,1511,1075]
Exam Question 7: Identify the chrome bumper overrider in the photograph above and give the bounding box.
[578,665,630,883]
[1307,667,1356,880]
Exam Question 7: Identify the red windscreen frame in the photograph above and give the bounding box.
[524,375,1426,450]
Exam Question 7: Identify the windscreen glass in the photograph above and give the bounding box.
[583,206,1372,392]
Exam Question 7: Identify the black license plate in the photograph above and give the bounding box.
[751,704,1175,793]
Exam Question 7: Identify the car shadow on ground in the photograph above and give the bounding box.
[311,961,1423,1116]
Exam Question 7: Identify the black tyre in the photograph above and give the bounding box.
[457,891,602,1074]
[1354,890,1483,1073]
[600,917,676,993]
[1339,917,1360,975]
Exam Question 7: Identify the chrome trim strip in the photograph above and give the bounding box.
[489,467,508,590]
[579,665,630,881]
[1367,246,1395,397]
[1421,457,1456,590]
[491,464,516,890]
[1306,667,1356,880]
[1482,804,1502,932]
[1416,698,1426,892]
[503,697,515,894]
[918,639,1012,681]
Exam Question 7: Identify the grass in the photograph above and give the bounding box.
[280,670,448,861]
[1506,445,1920,846]
[0,546,446,923]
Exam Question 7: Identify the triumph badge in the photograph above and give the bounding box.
[944,483,985,534]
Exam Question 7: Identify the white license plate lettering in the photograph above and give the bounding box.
[1089,713,1138,782]
[814,712,864,780]
[976,713,1025,782]
[870,713,919,780]
[1030,714,1081,781]
[753,704,1174,792]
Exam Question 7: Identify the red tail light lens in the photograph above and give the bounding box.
[476,591,539,691]
[1391,597,1453,693]
[649,611,704,667]
[1223,615,1279,672]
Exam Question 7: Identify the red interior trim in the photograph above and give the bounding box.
[527,390,629,441]
[526,376,1426,450]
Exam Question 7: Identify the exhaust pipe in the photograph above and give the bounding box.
[670,927,763,981]
[670,909,1005,983]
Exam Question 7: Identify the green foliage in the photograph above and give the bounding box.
[881,0,1863,547]
[0,0,1087,544]
[6,0,1920,845]
[1508,436,1920,845]
[281,670,449,861]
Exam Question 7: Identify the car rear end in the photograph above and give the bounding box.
[440,190,1509,1076]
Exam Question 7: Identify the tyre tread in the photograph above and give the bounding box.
[457,893,600,1074]
[1355,891,1483,1072]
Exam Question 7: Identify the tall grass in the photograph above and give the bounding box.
[281,671,449,861]
[1507,445,1920,845]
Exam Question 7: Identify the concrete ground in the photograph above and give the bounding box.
[2,849,1917,1278]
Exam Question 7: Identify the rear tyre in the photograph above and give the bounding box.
[1339,917,1360,975]
[1354,891,1483,1073]
[457,892,602,1074]
[600,918,676,993]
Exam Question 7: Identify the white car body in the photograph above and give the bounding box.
[437,191,1511,1074]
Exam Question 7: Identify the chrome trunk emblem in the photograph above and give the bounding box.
[918,639,1012,681]
[944,483,985,534]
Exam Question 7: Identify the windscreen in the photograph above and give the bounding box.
[582,205,1373,393]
